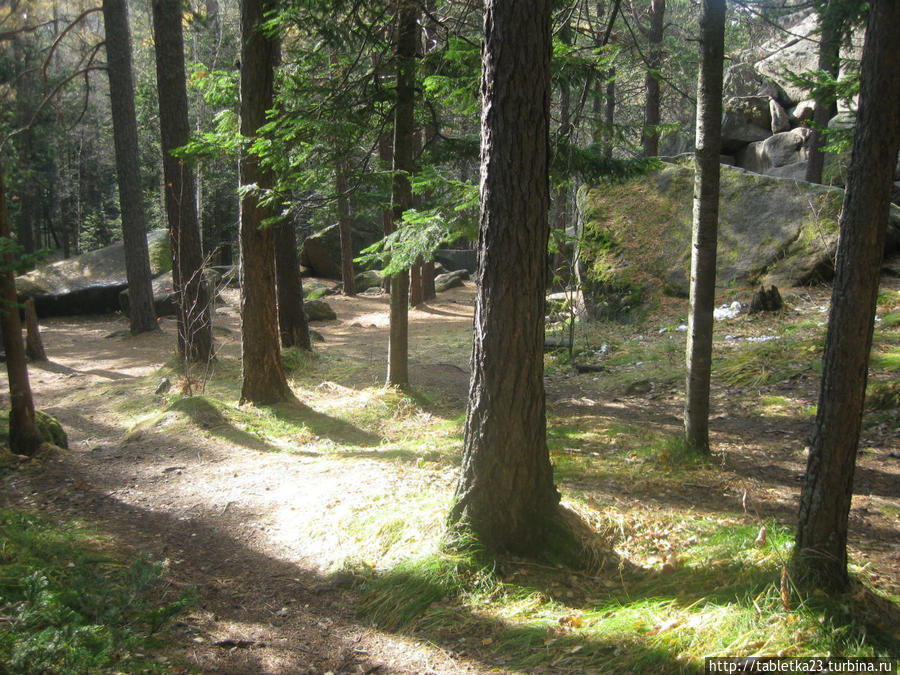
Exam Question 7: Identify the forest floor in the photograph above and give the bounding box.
[1,275,899,673]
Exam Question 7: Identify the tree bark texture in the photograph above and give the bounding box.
[0,167,42,456]
[152,0,213,363]
[336,158,356,296]
[102,0,158,335]
[387,0,417,388]
[275,221,311,350]
[449,0,561,556]
[805,1,841,185]
[684,0,725,453]
[793,0,900,593]
[239,0,290,404]
[641,0,665,157]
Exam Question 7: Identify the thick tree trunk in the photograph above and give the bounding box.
[336,158,356,296]
[641,0,665,157]
[793,0,900,593]
[0,168,42,456]
[449,0,566,557]
[387,0,417,388]
[805,3,841,185]
[684,0,725,453]
[275,221,311,350]
[152,0,213,363]
[239,0,290,405]
[102,0,157,335]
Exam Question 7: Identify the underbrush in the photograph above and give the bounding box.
[0,509,192,674]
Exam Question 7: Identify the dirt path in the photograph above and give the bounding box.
[1,280,898,673]
[2,285,488,674]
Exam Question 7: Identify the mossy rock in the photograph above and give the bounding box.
[0,409,67,450]
[578,161,900,309]
[305,299,337,321]
[35,411,68,449]
[355,269,385,292]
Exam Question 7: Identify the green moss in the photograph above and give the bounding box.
[35,411,67,449]
[147,229,172,275]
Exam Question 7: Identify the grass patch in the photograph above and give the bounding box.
[714,336,823,388]
[355,517,898,672]
[0,508,192,674]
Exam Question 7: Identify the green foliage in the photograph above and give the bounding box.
[0,509,192,673]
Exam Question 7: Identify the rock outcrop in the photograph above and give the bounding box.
[16,230,171,317]
[578,160,900,312]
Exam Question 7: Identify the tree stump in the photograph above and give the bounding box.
[24,298,47,361]
[749,285,784,314]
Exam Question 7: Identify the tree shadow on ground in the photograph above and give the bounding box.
[0,458,700,674]
[270,398,382,447]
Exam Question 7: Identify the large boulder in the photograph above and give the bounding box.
[119,268,222,318]
[434,249,477,274]
[578,159,900,303]
[297,220,384,280]
[16,230,171,317]
[300,237,342,279]
[721,96,773,153]
[434,269,469,293]
[746,10,863,105]
[735,128,812,174]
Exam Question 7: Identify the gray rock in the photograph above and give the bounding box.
[769,99,791,134]
[790,99,816,125]
[304,299,337,321]
[828,111,856,130]
[722,96,773,153]
[766,162,809,181]
[300,238,342,279]
[578,161,900,296]
[434,249,477,274]
[736,128,812,174]
[354,269,384,292]
[435,269,469,293]
[17,230,170,317]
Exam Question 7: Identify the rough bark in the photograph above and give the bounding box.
[386,0,417,388]
[275,221,311,350]
[448,0,566,557]
[640,0,665,157]
[239,0,290,405]
[684,0,725,453]
[336,158,356,296]
[805,1,841,184]
[793,0,900,593]
[152,0,213,362]
[102,0,158,335]
[0,167,42,456]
